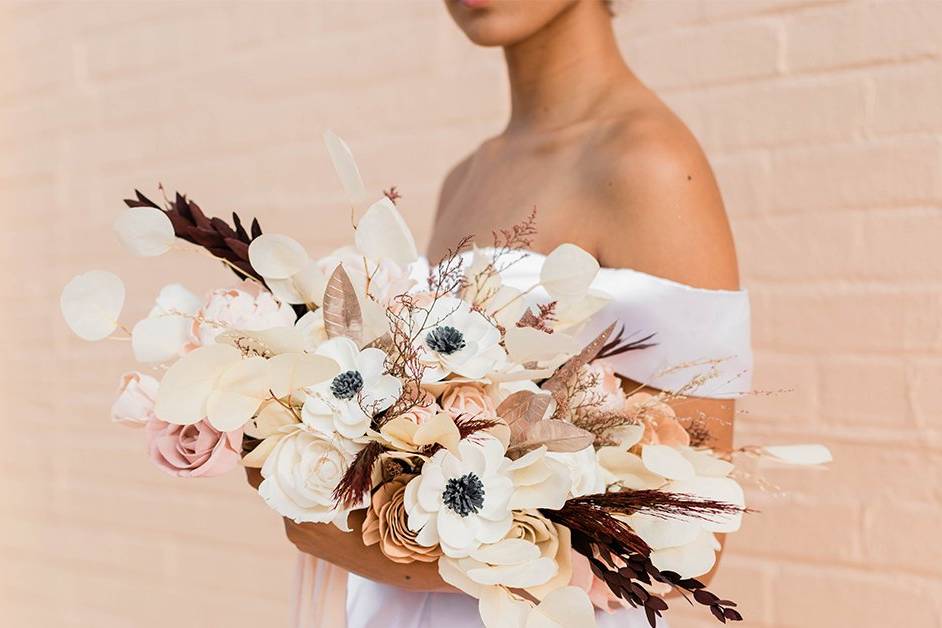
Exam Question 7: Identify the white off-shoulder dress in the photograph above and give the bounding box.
[297,253,753,628]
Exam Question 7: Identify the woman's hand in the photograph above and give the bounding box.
[244,467,454,593]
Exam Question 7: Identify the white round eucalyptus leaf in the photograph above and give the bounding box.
[763,444,833,465]
[539,243,599,299]
[113,207,175,256]
[324,129,367,205]
[248,234,309,279]
[354,197,419,266]
[60,271,125,341]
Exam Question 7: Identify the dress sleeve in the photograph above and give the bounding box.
[586,268,753,399]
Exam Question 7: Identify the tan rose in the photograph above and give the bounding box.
[505,510,572,599]
[362,476,443,564]
[624,392,690,448]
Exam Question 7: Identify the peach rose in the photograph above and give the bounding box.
[440,384,496,416]
[569,363,627,414]
[111,372,159,427]
[145,419,243,478]
[191,283,296,346]
[362,476,443,564]
[624,392,690,448]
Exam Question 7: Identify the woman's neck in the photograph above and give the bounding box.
[503,2,634,134]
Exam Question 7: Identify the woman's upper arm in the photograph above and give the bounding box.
[590,113,742,448]
[592,113,739,292]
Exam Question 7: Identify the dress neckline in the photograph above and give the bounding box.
[444,247,749,297]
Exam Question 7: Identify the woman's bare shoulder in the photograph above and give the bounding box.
[584,104,739,290]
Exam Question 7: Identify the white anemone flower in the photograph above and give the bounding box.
[415,296,505,382]
[302,336,402,439]
[404,437,514,558]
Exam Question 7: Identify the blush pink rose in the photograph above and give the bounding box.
[440,384,497,416]
[111,372,159,427]
[145,419,243,478]
[191,283,297,347]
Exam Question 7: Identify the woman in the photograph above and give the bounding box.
[279,1,752,626]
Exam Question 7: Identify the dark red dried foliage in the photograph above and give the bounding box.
[124,189,306,319]
[596,325,658,360]
[542,492,743,627]
[332,441,386,509]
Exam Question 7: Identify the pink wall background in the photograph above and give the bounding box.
[2,1,940,626]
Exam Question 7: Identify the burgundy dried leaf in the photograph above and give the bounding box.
[646,597,668,612]
[644,606,657,627]
[210,216,237,239]
[710,604,727,623]
[724,608,742,621]
[597,326,657,360]
[231,212,249,241]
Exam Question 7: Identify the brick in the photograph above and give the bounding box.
[735,212,863,282]
[701,0,841,21]
[819,356,913,427]
[623,20,782,90]
[735,494,862,563]
[871,61,942,135]
[857,209,942,281]
[614,0,706,36]
[768,139,942,212]
[863,501,942,576]
[670,555,776,626]
[710,150,772,217]
[773,564,940,627]
[737,351,819,423]
[753,285,942,354]
[785,1,942,73]
[671,76,867,151]
[907,357,942,430]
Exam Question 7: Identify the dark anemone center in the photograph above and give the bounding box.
[442,472,485,517]
[425,325,466,355]
[330,370,364,400]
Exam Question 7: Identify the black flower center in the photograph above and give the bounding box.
[442,472,485,517]
[425,325,466,355]
[330,370,364,400]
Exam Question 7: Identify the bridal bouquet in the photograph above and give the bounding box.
[61,132,831,627]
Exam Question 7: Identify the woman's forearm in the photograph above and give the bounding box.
[245,468,454,593]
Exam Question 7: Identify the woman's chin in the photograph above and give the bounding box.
[445,0,575,48]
